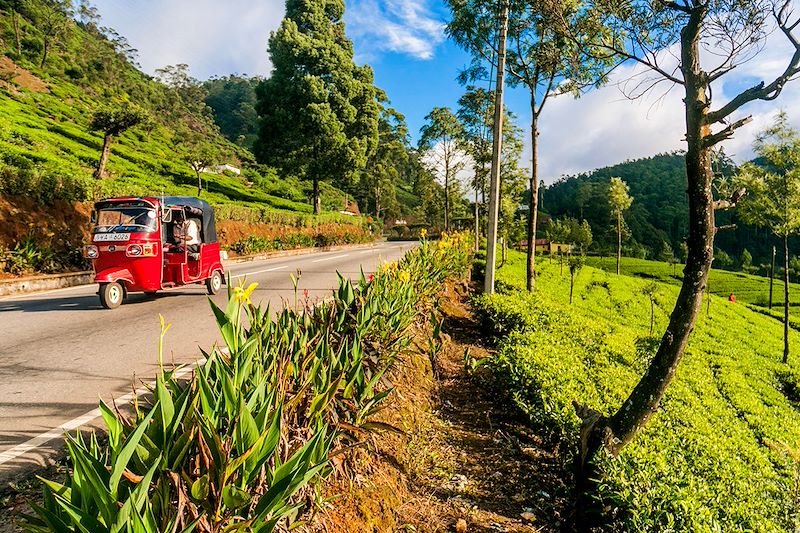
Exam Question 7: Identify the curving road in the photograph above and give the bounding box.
[0,241,416,481]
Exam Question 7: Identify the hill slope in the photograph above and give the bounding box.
[543,152,792,265]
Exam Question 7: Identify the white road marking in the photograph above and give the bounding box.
[311,254,350,263]
[0,283,91,302]
[234,265,287,278]
[0,358,206,466]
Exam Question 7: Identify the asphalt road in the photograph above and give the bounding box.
[0,241,416,480]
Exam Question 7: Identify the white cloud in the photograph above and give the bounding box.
[92,0,284,79]
[346,0,446,60]
[529,23,800,182]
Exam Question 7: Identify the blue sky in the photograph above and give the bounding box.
[90,0,800,183]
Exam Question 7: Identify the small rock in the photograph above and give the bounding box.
[520,512,535,522]
[449,473,469,490]
[490,471,503,480]
[536,490,551,499]
[512,493,525,502]
[455,518,468,532]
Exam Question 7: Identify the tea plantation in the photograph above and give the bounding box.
[475,251,800,530]
[585,256,800,309]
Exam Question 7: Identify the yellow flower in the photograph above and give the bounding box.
[233,282,258,305]
[419,228,427,239]
[398,270,411,283]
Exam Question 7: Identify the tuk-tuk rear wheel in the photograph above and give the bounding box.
[99,282,124,309]
[206,270,222,295]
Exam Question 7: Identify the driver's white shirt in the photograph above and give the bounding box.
[185,219,200,245]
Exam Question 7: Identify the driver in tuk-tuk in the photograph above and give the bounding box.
[170,206,202,254]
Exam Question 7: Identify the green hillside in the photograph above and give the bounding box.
[0,2,365,218]
[542,152,793,266]
[475,251,800,530]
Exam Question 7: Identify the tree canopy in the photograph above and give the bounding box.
[256,0,380,214]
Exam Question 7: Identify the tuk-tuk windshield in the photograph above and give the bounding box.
[94,207,157,233]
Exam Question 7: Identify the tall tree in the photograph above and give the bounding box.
[457,86,493,249]
[571,1,800,475]
[89,105,148,179]
[35,0,71,68]
[362,103,408,220]
[608,177,633,275]
[448,0,612,291]
[203,75,261,149]
[257,0,380,215]
[2,0,27,56]
[419,107,466,231]
[735,112,800,364]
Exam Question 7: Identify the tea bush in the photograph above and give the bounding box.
[475,250,800,531]
[227,224,373,256]
[22,233,472,532]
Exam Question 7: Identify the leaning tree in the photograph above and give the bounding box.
[89,104,148,179]
[570,0,800,473]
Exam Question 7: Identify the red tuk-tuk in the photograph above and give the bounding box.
[84,196,225,309]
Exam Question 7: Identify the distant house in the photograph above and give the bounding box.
[213,164,241,175]
[202,164,242,175]
[517,238,572,254]
[537,239,572,254]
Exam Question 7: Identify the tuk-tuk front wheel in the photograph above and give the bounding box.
[99,282,124,309]
[206,270,223,295]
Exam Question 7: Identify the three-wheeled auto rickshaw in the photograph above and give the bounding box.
[84,196,225,309]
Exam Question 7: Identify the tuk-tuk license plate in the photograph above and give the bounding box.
[94,233,131,242]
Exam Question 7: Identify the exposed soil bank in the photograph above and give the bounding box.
[313,282,571,532]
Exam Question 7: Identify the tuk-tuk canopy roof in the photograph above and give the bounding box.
[161,197,217,244]
[95,196,218,243]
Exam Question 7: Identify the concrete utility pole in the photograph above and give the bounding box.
[484,0,509,294]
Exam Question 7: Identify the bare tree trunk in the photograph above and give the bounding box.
[40,39,49,69]
[616,212,621,274]
[581,6,714,466]
[770,245,776,310]
[784,234,790,364]
[196,170,202,196]
[474,186,480,251]
[526,112,539,291]
[313,177,321,215]
[12,9,21,57]
[95,133,113,179]
[570,271,574,304]
[444,162,450,231]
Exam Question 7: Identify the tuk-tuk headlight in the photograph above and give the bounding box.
[126,243,157,257]
[83,245,98,259]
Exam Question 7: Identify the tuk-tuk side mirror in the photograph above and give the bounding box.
[90,210,97,224]
[161,209,173,223]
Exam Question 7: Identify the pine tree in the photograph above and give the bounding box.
[256,0,379,214]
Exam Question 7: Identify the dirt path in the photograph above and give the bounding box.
[315,282,571,532]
